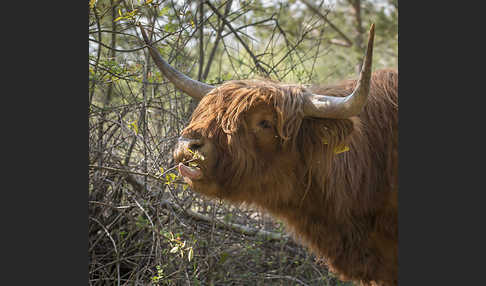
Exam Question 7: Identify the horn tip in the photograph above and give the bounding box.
[366,23,375,58]
[369,23,375,42]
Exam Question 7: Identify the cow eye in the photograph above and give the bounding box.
[258,120,272,129]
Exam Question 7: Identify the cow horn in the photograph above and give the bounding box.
[303,23,375,119]
[139,24,215,100]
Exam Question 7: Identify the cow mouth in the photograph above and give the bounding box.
[178,162,203,180]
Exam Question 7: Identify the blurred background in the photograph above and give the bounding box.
[88,0,397,285]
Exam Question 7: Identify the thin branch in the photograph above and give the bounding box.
[300,0,353,47]
[202,0,233,80]
[221,17,274,38]
[88,164,164,182]
[205,0,269,76]
[90,217,118,255]
[197,0,205,81]
[89,37,147,53]
[90,216,120,286]
[89,5,102,106]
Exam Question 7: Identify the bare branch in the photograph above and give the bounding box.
[300,0,353,47]
[202,0,233,80]
[205,0,269,76]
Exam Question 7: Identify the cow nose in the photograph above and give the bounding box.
[174,137,204,162]
[174,137,205,163]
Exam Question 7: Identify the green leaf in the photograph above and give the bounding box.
[159,6,170,17]
[219,252,229,264]
[129,121,138,134]
[170,246,179,253]
[127,9,138,17]
[164,23,177,33]
[188,247,194,262]
[334,145,349,154]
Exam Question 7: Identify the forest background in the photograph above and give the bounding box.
[88,0,398,285]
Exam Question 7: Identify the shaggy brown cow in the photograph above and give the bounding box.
[141,24,398,286]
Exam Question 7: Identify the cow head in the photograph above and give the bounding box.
[140,24,375,202]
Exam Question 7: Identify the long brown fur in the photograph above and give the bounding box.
[177,69,398,286]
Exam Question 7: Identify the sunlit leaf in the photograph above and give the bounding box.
[129,121,138,134]
[170,246,179,253]
[188,247,194,262]
[334,145,349,154]
[159,6,170,17]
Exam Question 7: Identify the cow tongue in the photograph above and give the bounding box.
[178,162,203,179]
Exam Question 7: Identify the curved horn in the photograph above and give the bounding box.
[139,25,215,100]
[303,23,375,119]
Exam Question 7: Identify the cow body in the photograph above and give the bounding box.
[175,69,398,286]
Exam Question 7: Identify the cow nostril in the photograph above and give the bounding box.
[189,141,204,151]
[176,137,205,155]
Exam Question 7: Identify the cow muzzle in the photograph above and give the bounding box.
[174,137,205,180]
